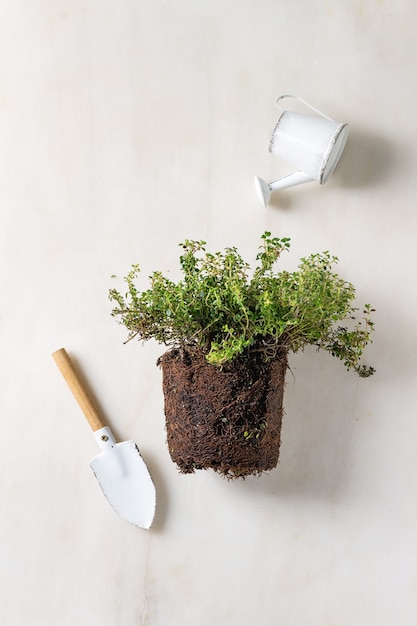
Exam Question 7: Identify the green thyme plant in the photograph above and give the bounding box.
[109,232,375,377]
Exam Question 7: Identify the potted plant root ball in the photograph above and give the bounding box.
[109,232,375,478]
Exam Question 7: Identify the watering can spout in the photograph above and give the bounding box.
[254,171,314,207]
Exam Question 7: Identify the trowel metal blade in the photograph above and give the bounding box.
[90,431,156,530]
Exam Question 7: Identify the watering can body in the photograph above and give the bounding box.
[255,95,349,206]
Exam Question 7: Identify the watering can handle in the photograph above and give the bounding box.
[276,94,334,122]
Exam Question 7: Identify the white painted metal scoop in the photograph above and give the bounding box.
[52,348,156,529]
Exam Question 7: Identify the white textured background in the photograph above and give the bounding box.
[1,1,416,624]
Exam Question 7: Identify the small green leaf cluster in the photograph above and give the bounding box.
[109,233,375,376]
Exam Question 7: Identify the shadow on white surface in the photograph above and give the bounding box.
[144,451,169,533]
[334,129,404,188]
[235,349,373,500]
[266,129,406,210]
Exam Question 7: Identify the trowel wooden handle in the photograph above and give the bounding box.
[52,348,105,432]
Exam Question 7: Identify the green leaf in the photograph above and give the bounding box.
[109,232,375,376]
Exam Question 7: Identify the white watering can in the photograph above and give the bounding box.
[255,95,349,207]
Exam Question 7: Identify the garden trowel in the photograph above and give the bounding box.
[52,348,156,529]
